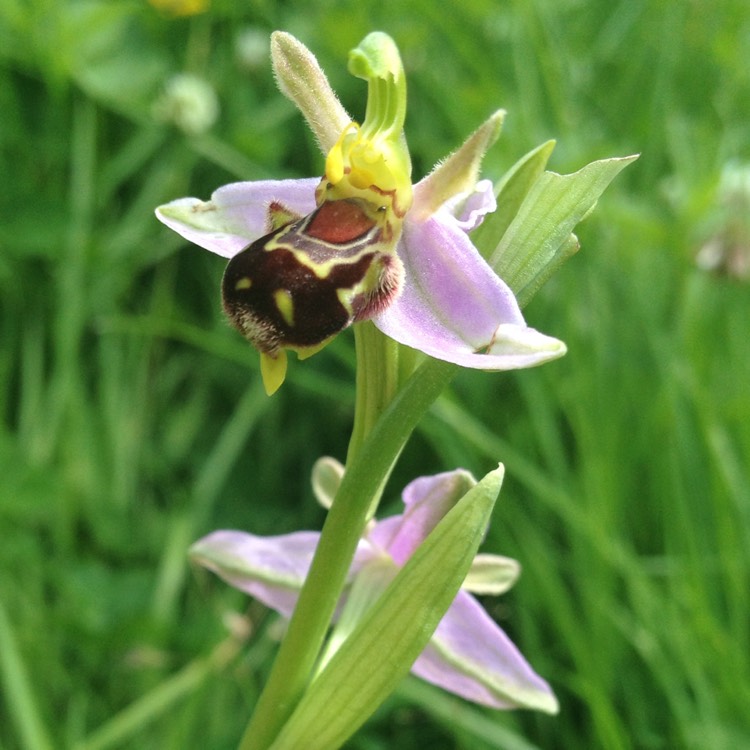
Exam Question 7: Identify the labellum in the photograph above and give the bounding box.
[221,196,403,357]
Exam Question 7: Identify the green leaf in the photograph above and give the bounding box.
[489,155,638,302]
[268,466,505,750]
[473,139,556,259]
[515,232,580,309]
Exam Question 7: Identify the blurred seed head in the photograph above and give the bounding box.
[236,27,270,72]
[696,162,750,281]
[153,73,219,135]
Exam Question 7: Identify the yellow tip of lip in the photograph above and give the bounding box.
[260,350,288,395]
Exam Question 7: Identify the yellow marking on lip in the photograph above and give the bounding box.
[274,289,295,327]
[235,276,252,290]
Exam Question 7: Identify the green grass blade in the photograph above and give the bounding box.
[0,598,54,750]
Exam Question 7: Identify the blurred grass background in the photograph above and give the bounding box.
[1,0,749,748]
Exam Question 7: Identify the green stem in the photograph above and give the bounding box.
[238,357,457,750]
[346,322,401,467]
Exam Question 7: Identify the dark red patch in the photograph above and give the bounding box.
[305,200,376,244]
[222,221,378,353]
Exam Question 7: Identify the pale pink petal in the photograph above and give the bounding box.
[155,178,319,258]
[441,178,497,232]
[412,591,558,712]
[190,529,320,618]
[190,529,377,619]
[368,470,475,565]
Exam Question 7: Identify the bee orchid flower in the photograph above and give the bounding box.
[156,32,565,394]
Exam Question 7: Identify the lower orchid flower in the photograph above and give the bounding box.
[155,31,565,395]
[191,460,558,714]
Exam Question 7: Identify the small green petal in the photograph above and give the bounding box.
[311,457,345,510]
[463,553,520,595]
[271,31,350,153]
[413,110,505,220]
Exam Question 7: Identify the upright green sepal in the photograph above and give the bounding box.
[271,31,350,153]
[413,110,505,221]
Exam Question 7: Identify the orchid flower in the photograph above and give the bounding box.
[156,31,565,394]
[191,460,558,714]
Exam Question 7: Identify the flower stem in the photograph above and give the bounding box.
[238,356,457,750]
[346,322,401,468]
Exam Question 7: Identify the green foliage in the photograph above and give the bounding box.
[1,1,748,749]
[271,469,502,750]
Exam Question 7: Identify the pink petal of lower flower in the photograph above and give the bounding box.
[190,529,320,618]
[368,470,475,565]
[191,529,377,619]
[412,591,558,712]
[155,178,319,258]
